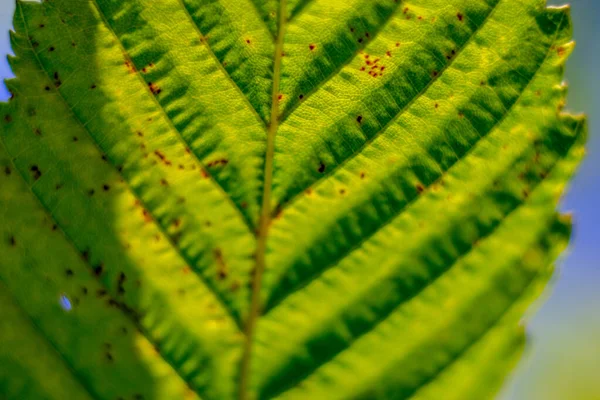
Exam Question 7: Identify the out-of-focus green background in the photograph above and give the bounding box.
[0,1,597,398]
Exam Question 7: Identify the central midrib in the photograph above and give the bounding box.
[239,1,287,399]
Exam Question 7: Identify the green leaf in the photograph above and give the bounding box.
[0,0,586,399]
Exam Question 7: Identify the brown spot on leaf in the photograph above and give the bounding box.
[148,82,162,95]
[30,165,42,180]
[214,249,228,280]
[318,161,326,173]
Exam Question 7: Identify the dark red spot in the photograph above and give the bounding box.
[457,12,464,22]
[416,183,425,194]
[309,44,316,51]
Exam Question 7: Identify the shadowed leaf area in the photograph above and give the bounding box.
[0,0,586,399]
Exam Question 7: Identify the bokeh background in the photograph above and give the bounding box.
[0,1,597,398]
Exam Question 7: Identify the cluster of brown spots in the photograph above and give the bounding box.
[53,72,61,88]
[446,49,456,61]
[125,60,137,73]
[556,46,566,57]
[117,272,126,295]
[214,249,228,280]
[360,54,385,78]
[207,159,228,167]
[416,183,425,194]
[141,63,154,74]
[153,150,172,166]
[148,82,162,95]
[403,7,412,19]
[318,161,326,173]
[30,165,42,180]
[351,28,370,44]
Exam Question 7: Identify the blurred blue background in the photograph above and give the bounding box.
[0,1,597,398]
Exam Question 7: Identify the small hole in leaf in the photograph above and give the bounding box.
[59,294,73,312]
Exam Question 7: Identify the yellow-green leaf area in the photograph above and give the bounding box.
[0,0,587,400]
